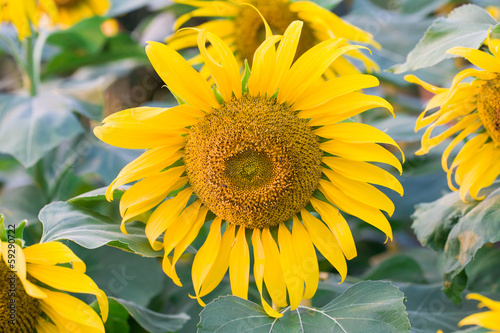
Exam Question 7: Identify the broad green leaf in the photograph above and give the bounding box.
[363,254,427,284]
[412,183,500,303]
[466,247,500,294]
[100,298,130,333]
[0,93,83,167]
[198,281,410,333]
[111,297,190,333]
[0,185,47,225]
[39,201,162,257]
[389,4,497,73]
[47,17,107,55]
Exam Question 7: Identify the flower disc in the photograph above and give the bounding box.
[184,94,322,229]
[478,76,500,145]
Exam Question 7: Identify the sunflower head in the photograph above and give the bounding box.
[0,216,108,332]
[167,0,380,76]
[95,17,402,317]
[406,33,500,202]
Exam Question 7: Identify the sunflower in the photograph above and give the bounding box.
[0,0,37,40]
[95,19,402,317]
[406,33,500,202]
[0,238,108,332]
[457,293,500,332]
[40,0,110,27]
[166,0,380,77]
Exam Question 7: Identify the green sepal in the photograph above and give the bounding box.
[241,59,251,93]
[212,87,225,104]
[169,88,186,105]
[14,220,26,241]
[269,89,279,99]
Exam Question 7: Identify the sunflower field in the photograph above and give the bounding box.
[1,0,500,332]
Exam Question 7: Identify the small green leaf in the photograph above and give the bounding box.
[111,297,190,333]
[39,201,162,257]
[68,186,126,204]
[212,87,225,104]
[198,281,410,333]
[241,59,251,93]
[389,4,497,73]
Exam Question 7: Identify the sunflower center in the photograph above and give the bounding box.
[53,0,78,7]
[184,94,322,229]
[478,76,500,145]
[0,260,41,333]
[234,0,316,64]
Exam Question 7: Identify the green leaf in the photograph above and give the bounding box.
[68,186,126,204]
[389,4,497,73]
[198,281,410,333]
[39,201,162,257]
[47,17,107,55]
[412,183,500,303]
[363,254,427,284]
[101,298,131,333]
[0,93,83,167]
[111,297,190,333]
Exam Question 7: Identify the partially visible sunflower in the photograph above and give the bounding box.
[458,293,500,332]
[0,0,109,38]
[40,0,110,27]
[95,18,402,317]
[0,0,37,40]
[406,33,500,202]
[0,238,108,332]
[166,0,380,77]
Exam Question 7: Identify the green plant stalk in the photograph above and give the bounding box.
[25,35,38,96]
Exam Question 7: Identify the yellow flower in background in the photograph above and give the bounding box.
[95,17,402,317]
[167,0,380,77]
[0,0,37,40]
[0,240,108,332]
[406,33,500,202]
[40,0,110,27]
[458,293,500,332]
[486,6,500,21]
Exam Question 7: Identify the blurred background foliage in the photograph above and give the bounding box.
[1,0,500,332]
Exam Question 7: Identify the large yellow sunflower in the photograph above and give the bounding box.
[0,239,108,332]
[458,293,500,332]
[166,0,380,77]
[95,19,403,317]
[406,33,500,202]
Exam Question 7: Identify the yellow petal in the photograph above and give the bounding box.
[1,243,47,299]
[404,75,447,94]
[291,216,319,299]
[192,217,222,305]
[23,242,86,273]
[107,147,183,201]
[261,227,288,307]
[309,198,356,260]
[199,223,236,298]
[162,201,204,286]
[441,121,482,172]
[278,223,304,310]
[467,293,500,311]
[447,46,500,72]
[251,229,283,318]
[248,35,281,96]
[322,168,395,215]
[36,316,59,333]
[197,28,241,100]
[314,122,403,161]
[460,147,500,200]
[458,311,500,330]
[145,187,193,250]
[265,21,303,95]
[279,40,366,104]
[229,226,250,299]
[293,74,379,111]
[146,41,218,111]
[323,156,403,195]
[299,92,394,125]
[93,124,185,149]
[320,140,402,174]
[28,264,108,321]
[39,289,105,332]
[319,180,393,241]
[300,210,347,281]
